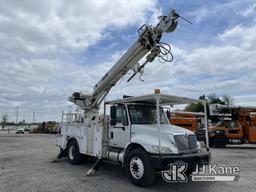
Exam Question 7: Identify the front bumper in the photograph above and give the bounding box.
[150,151,211,170]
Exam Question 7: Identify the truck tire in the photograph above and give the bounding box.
[213,136,227,148]
[126,148,155,187]
[67,140,82,165]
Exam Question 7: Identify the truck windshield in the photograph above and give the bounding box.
[217,120,229,127]
[128,105,169,124]
[217,120,238,128]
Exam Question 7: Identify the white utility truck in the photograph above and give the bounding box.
[56,9,210,186]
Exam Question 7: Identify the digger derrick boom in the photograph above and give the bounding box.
[69,9,179,110]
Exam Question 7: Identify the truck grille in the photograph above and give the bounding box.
[174,134,197,152]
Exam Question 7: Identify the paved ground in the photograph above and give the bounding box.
[0,133,256,192]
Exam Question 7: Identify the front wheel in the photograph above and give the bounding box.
[67,140,82,165]
[126,148,155,187]
[213,136,227,148]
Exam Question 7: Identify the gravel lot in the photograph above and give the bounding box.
[0,133,256,192]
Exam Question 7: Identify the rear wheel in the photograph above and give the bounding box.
[67,140,82,165]
[213,136,227,148]
[126,148,155,187]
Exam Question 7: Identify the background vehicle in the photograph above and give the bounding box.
[169,111,206,142]
[56,9,210,187]
[45,121,58,134]
[16,128,25,134]
[209,104,256,147]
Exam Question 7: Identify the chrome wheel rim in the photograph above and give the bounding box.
[129,156,144,179]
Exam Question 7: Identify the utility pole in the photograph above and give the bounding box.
[16,107,19,130]
[32,112,35,123]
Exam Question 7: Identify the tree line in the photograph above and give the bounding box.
[185,94,233,124]
[185,94,233,112]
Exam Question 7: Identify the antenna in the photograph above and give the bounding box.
[175,13,192,24]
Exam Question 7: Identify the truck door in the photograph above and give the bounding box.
[109,105,130,148]
[247,116,256,143]
[227,120,243,139]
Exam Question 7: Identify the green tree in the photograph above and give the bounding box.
[185,94,233,124]
[207,94,225,105]
[222,95,233,106]
[1,114,8,129]
[185,102,204,112]
[184,94,233,112]
[184,95,206,112]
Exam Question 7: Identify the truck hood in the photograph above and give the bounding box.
[131,124,194,135]
[160,124,194,135]
[130,124,195,154]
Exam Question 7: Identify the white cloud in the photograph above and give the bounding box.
[0,0,160,121]
[240,2,256,17]
[218,24,256,50]
[0,0,159,55]
[108,21,256,105]
[187,1,255,24]
[0,54,125,121]
[233,95,256,106]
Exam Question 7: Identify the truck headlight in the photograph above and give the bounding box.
[209,131,215,137]
[161,146,173,153]
[197,141,202,152]
[152,146,173,154]
[152,146,159,152]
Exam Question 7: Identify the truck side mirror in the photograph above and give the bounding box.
[110,106,116,119]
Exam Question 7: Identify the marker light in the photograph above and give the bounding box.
[155,89,161,94]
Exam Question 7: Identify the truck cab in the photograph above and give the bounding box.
[209,119,244,147]
[103,93,211,185]
[108,103,171,150]
[107,95,205,154]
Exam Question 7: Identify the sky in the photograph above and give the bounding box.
[0,0,255,122]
